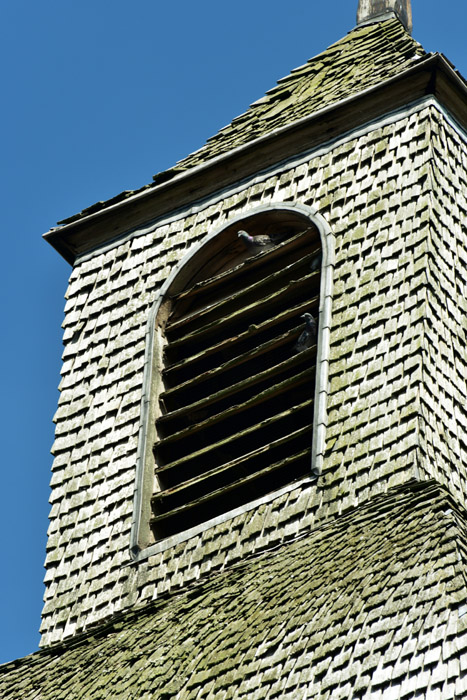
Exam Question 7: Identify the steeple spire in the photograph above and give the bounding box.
[357,0,412,34]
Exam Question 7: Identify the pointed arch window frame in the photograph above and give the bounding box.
[130,202,334,560]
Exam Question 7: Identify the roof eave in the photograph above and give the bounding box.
[44,54,467,266]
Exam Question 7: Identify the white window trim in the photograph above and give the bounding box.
[129,202,334,562]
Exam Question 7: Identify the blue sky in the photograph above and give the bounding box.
[0,0,465,665]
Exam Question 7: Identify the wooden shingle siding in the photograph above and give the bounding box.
[419,114,467,502]
[41,106,467,646]
[151,228,321,538]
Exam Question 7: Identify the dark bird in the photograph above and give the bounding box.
[310,251,322,272]
[293,313,317,353]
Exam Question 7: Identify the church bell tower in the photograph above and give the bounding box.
[2,1,467,697]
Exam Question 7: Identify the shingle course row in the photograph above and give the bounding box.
[40,104,467,646]
[56,20,425,228]
[4,483,467,699]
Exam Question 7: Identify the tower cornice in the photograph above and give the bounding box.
[43,55,467,265]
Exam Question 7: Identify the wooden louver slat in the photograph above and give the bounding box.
[152,225,321,539]
[163,296,318,382]
[165,270,318,354]
[166,250,319,335]
[155,398,313,476]
[155,365,315,451]
[158,349,315,428]
[150,450,310,526]
[153,425,312,501]
[161,324,304,403]
[171,228,317,306]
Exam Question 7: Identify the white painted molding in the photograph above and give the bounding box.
[129,202,334,561]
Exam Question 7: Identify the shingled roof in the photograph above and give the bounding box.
[1,482,466,698]
[58,17,425,226]
[173,18,424,171]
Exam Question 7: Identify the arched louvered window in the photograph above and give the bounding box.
[150,212,322,540]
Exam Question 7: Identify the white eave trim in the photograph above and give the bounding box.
[44,53,460,251]
[71,95,467,267]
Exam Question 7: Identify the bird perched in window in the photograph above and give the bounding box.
[310,251,322,272]
[237,229,295,250]
[237,230,271,248]
[293,313,317,353]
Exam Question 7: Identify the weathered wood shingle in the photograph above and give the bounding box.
[58,18,425,226]
[40,104,467,647]
[3,482,467,699]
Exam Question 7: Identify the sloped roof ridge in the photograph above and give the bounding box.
[1,480,465,699]
[0,478,459,675]
[172,18,425,169]
[56,18,425,228]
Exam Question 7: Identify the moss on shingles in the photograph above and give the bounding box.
[172,19,425,170]
[1,481,465,699]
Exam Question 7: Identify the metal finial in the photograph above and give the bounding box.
[357,0,413,34]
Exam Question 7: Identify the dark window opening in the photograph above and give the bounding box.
[151,218,321,539]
